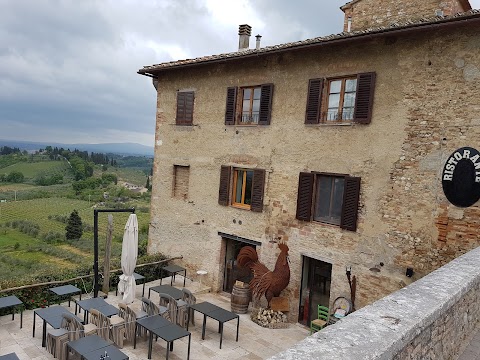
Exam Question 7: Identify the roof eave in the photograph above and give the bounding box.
[138,13,480,77]
[340,0,361,12]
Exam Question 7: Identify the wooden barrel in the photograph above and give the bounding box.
[231,283,252,314]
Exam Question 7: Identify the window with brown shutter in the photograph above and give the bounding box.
[218,166,265,212]
[353,72,376,124]
[296,172,314,220]
[218,165,231,206]
[306,72,375,125]
[251,169,266,212]
[296,171,361,231]
[258,84,273,125]
[305,79,323,124]
[176,91,194,125]
[225,84,274,126]
[340,176,361,231]
[225,87,237,125]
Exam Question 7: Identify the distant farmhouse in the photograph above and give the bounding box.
[139,0,480,325]
[120,181,147,194]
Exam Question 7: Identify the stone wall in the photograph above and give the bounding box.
[269,245,480,360]
[342,0,468,32]
[148,21,480,320]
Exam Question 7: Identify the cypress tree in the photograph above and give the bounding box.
[65,210,83,240]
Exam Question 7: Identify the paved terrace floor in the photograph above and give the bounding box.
[0,276,309,360]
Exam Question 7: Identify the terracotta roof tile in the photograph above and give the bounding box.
[138,9,480,75]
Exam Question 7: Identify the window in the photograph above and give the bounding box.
[325,78,357,121]
[313,175,345,225]
[296,172,361,231]
[176,91,194,125]
[305,72,376,125]
[218,166,266,212]
[225,84,274,125]
[172,165,190,199]
[233,168,254,208]
[240,87,261,124]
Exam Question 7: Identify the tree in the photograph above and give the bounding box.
[65,210,83,240]
[6,171,24,183]
[146,176,152,191]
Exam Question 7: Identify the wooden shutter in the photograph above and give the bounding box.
[251,169,266,212]
[340,176,361,231]
[225,87,237,125]
[258,84,273,125]
[353,72,376,124]
[305,79,323,124]
[218,166,231,206]
[296,172,314,221]
[176,91,194,125]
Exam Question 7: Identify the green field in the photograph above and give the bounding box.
[0,197,150,282]
[0,197,149,240]
[110,167,148,187]
[0,160,68,178]
[0,183,37,191]
[0,152,153,286]
[0,229,81,279]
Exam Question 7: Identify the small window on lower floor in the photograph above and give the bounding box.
[296,172,361,231]
[313,175,345,225]
[173,165,190,200]
[218,166,266,212]
[233,168,254,209]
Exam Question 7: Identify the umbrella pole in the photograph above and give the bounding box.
[102,214,114,296]
[93,208,135,298]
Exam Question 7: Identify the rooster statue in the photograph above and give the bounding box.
[237,243,290,308]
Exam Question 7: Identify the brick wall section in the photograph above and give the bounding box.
[270,246,480,360]
[342,0,468,32]
[173,165,190,200]
[148,23,480,320]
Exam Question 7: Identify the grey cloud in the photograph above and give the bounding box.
[1,0,478,146]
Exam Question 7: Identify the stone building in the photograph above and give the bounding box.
[138,0,480,325]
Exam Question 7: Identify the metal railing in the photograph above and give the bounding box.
[0,256,182,294]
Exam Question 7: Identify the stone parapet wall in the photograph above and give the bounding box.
[269,246,480,360]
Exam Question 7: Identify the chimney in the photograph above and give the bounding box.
[238,24,252,51]
[255,34,262,50]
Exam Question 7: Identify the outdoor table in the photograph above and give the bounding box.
[49,284,81,307]
[0,353,20,360]
[0,295,23,328]
[76,297,118,323]
[83,344,129,360]
[66,334,111,360]
[148,285,183,300]
[33,305,82,348]
[134,315,191,360]
[116,272,146,297]
[188,301,239,349]
[160,264,186,287]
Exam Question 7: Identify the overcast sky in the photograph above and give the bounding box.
[1,0,478,147]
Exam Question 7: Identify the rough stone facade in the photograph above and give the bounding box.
[270,245,480,360]
[342,0,470,32]
[146,8,480,323]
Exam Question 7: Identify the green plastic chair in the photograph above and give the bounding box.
[310,305,329,334]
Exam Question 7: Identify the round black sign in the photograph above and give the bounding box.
[442,147,480,207]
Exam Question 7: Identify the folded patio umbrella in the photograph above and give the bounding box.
[118,214,138,304]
